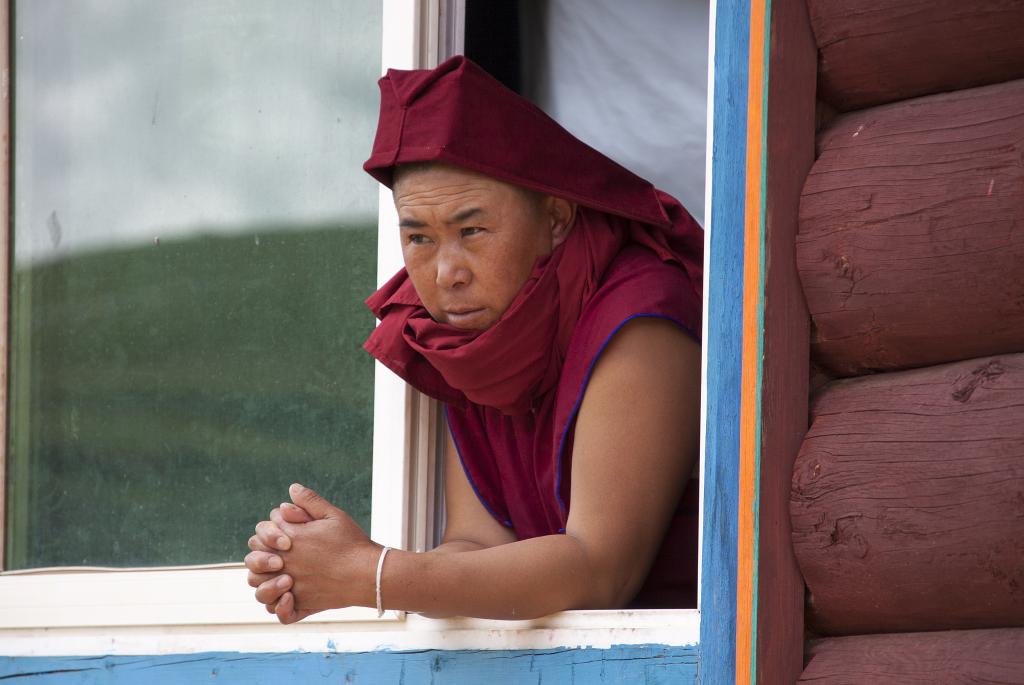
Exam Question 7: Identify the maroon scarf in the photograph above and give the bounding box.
[361,57,702,413]
[364,203,698,415]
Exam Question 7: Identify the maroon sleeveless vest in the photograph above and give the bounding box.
[445,245,700,608]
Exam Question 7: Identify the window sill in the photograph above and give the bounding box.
[0,566,699,655]
[0,565,399,629]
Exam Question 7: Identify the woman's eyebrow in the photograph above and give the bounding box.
[398,207,484,229]
[446,207,483,224]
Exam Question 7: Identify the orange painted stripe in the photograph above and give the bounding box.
[737,0,768,682]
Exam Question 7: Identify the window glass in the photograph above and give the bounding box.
[6,0,382,568]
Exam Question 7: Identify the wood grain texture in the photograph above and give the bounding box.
[815,99,838,133]
[797,80,1024,378]
[755,0,815,681]
[808,0,1024,111]
[799,628,1024,684]
[699,0,752,680]
[791,354,1024,635]
[0,645,700,684]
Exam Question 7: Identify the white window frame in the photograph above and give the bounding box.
[0,0,418,630]
[0,0,709,654]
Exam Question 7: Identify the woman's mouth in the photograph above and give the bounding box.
[444,308,487,328]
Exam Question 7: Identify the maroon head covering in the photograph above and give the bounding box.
[364,56,673,228]
[362,56,702,415]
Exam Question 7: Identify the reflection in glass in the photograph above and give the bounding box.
[6,1,382,568]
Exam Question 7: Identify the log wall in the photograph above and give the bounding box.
[792,354,1024,635]
[791,1,1024,680]
[797,79,1024,378]
[799,628,1024,684]
[809,0,1024,111]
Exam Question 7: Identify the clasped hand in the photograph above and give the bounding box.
[245,483,379,624]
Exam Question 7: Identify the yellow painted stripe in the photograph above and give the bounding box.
[737,0,768,682]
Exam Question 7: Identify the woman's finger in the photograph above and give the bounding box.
[279,502,314,524]
[275,591,299,624]
[247,534,274,553]
[254,573,293,605]
[255,520,291,551]
[244,550,284,574]
[247,570,280,588]
[268,507,290,530]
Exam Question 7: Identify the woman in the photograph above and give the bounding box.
[245,56,703,622]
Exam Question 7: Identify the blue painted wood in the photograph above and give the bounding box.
[699,0,751,683]
[0,646,698,684]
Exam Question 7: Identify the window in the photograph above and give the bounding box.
[1,0,712,653]
[1,0,396,625]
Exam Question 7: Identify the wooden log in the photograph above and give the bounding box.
[756,0,816,681]
[799,628,1024,684]
[791,354,1024,635]
[808,0,1024,111]
[815,99,838,133]
[797,80,1024,378]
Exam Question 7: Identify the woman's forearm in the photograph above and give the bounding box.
[425,539,487,555]
[379,534,608,620]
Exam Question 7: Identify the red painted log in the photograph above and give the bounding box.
[791,354,1024,636]
[808,0,1024,111]
[799,628,1024,684]
[757,0,816,681]
[797,80,1024,378]
[815,99,838,133]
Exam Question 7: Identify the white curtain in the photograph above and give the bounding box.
[521,0,709,223]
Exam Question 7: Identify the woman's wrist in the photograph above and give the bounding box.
[318,540,385,611]
[370,547,442,616]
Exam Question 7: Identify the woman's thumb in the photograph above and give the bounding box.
[288,483,337,520]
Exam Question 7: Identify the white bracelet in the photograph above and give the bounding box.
[375,546,391,618]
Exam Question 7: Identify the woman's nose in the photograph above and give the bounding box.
[435,246,471,289]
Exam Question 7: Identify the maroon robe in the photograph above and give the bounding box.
[362,56,704,608]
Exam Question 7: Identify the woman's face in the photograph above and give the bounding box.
[393,164,574,330]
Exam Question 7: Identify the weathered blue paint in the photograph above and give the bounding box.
[700,0,750,683]
[1,645,699,684]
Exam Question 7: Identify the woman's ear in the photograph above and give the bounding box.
[548,196,577,249]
